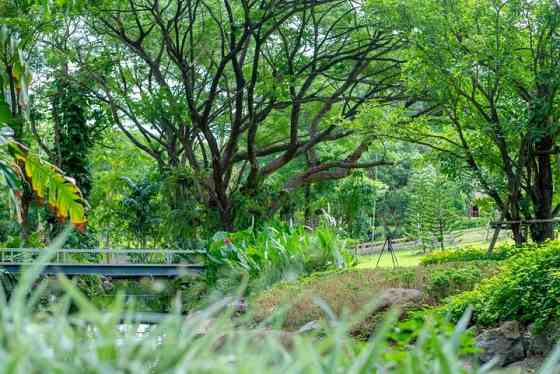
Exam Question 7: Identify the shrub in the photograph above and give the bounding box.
[426,266,489,298]
[206,224,356,291]
[443,241,560,331]
[420,243,530,265]
[386,309,480,360]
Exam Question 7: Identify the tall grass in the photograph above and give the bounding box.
[0,239,559,372]
[0,272,488,373]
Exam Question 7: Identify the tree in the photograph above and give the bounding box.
[0,0,92,241]
[72,0,402,230]
[31,20,110,240]
[88,130,161,247]
[0,13,88,236]
[379,0,560,244]
[406,167,461,250]
[118,177,161,248]
[0,24,87,238]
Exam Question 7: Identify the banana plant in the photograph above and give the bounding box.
[0,25,87,232]
[0,126,87,231]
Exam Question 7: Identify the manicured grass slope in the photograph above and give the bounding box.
[358,249,424,268]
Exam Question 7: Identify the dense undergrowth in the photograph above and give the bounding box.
[206,223,356,293]
[4,237,560,371]
[3,249,560,373]
[442,241,560,331]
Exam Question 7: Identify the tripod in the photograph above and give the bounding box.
[376,236,399,268]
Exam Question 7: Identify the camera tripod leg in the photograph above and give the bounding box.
[376,239,387,267]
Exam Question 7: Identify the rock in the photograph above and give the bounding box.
[375,288,422,310]
[475,321,526,367]
[501,320,521,339]
[523,321,560,356]
[506,356,546,373]
[523,325,550,356]
[101,276,114,291]
[230,298,247,314]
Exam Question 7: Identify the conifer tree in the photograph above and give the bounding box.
[407,168,461,250]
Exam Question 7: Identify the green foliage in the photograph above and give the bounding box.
[443,241,560,330]
[453,217,491,231]
[426,267,493,300]
[8,142,87,229]
[118,176,161,247]
[49,76,104,198]
[386,309,480,362]
[0,259,547,373]
[420,244,527,265]
[406,167,464,250]
[377,0,560,243]
[313,171,380,238]
[207,224,357,291]
[88,131,161,247]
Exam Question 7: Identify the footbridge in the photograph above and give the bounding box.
[0,248,205,278]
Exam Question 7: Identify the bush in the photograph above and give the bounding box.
[443,241,560,331]
[206,224,356,291]
[420,243,529,265]
[386,309,480,361]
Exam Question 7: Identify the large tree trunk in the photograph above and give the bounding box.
[19,193,31,245]
[530,135,555,243]
[511,222,526,245]
[219,205,235,232]
[507,189,527,246]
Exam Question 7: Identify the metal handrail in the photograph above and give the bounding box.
[0,248,206,254]
[0,248,207,265]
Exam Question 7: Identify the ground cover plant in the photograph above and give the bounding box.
[420,244,530,265]
[443,241,560,331]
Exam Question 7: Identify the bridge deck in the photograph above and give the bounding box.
[0,263,204,278]
[0,248,205,278]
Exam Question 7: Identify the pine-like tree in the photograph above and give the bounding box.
[406,168,461,250]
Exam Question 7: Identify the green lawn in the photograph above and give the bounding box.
[357,249,425,268]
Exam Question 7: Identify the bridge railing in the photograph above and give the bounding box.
[0,248,207,265]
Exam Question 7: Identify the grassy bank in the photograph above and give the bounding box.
[251,262,499,332]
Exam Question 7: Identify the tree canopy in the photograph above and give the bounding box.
[0,0,559,246]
